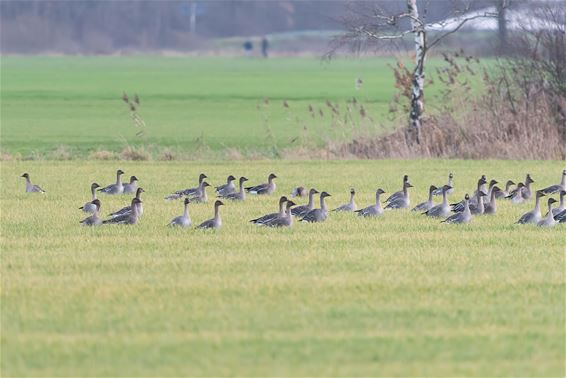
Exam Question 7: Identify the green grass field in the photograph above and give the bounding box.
[2,160,564,376]
[1,56,460,157]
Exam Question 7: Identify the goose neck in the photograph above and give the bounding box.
[183,203,190,218]
[320,196,327,211]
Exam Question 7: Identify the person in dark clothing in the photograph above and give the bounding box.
[243,40,253,56]
[261,36,269,58]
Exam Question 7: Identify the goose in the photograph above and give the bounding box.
[291,188,319,217]
[554,209,566,223]
[301,192,331,223]
[291,186,307,198]
[79,183,100,213]
[548,190,566,217]
[540,169,566,195]
[188,181,211,203]
[332,188,357,212]
[460,190,487,215]
[356,188,385,217]
[103,198,142,225]
[109,188,145,218]
[99,169,125,195]
[168,198,192,228]
[452,176,487,211]
[123,176,139,194]
[483,187,501,215]
[246,173,277,195]
[495,180,516,199]
[432,173,453,196]
[219,177,248,201]
[197,200,224,230]
[264,200,296,227]
[21,173,45,193]
[521,174,535,200]
[412,185,437,212]
[506,182,525,204]
[537,198,558,227]
[516,190,545,224]
[483,179,499,206]
[442,194,472,224]
[423,185,453,218]
[215,175,237,196]
[165,173,208,200]
[385,181,413,210]
[385,175,409,203]
[80,199,102,226]
[250,196,287,225]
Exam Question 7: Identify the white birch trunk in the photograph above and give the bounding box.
[407,0,425,143]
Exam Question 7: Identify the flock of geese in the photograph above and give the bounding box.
[20,169,566,229]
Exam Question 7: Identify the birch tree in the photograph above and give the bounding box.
[335,0,507,144]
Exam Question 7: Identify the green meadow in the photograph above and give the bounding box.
[1,159,564,376]
[0,56,459,157]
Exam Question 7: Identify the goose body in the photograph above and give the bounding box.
[246,173,277,195]
[432,173,453,196]
[103,198,142,225]
[168,198,192,228]
[79,183,100,213]
[251,196,287,225]
[548,190,566,217]
[424,185,452,218]
[215,175,236,196]
[442,194,472,224]
[521,174,535,200]
[99,169,125,195]
[385,181,413,210]
[537,198,558,227]
[554,209,566,223]
[540,170,566,195]
[516,191,545,224]
[188,181,211,203]
[80,199,102,226]
[412,185,437,212]
[356,189,385,217]
[332,189,357,212]
[385,175,408,203]
[483,187,500,215]
[219,177,248,201]
[452,177,486,211]
[165,173,207,200]
[198,200,224,229]
[109,188,145,218]
[506,182,526,204]
[301,192,331,223]
[263,201,296,227]
[21,173,45,193]
[291,186,307,198]
[496,180,516,199]
[291,188,319,217]
[123,176,139,194]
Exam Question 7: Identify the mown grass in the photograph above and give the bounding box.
[1,160,564,376]
[1,56,462,157]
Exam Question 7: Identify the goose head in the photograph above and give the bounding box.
[239,177,249,184]
[377,188,386,195]
[129,176,138,183]
[184,198,190,205]
[429,185,438,193]
[268,173,277,181]
[117,169,125,176]
[489,179,498,187]
[350,188,356,195]
[227,175,236,182]
[548,198,557,206]
[535,190,545,198]
[199,173,208,182]
[286,200,296,208]
[309,188,320,195]
[214,200,224,208]
[91,199,101,210]
[321,191,331,199]
[442,185,453,192]
[91,182,100,190]
[449,173,454,179]
[279,196,288,205]
[21,173,29,179]
[464,194,470,201]
[526,174,534,184]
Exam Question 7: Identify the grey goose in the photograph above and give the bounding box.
[385,175,409,203]
[215,175,237,196]
[457,190,487,215]
[109,187,145,218]
[291,186,307,198]
[356,188,385,217]
[165,173,208,200]
[263,200,296,228]
[250,196,287,225]
[452,176,487,211]
[442,194,472,224]
[168,198,192,228]
[495,180,516,199]
[246,173,277,195]
[80,199,102,226]
[412,185,437,212]
[123,176,139,194]
[103,198,142,225]
[332,188,357,212]
[99,169,125,195]
[384,181,413,210]
[219,177,248,201]
[423,185,453,218]
[21,173,45,193]
[521,174,535,200]
[506,182,526,204]
[537,198,558,227]
[547,190,565,217]
[540,169,566,195]
[291,188,319,217]
[432,173,454,196]
[483,179,499,206]
[483,187,501,215]
[188,181,211,203]
[554,208,566,223]
[197,200,224,230]
[79,183,100,213]
[301,192,331,223]
[516,190,545,224]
